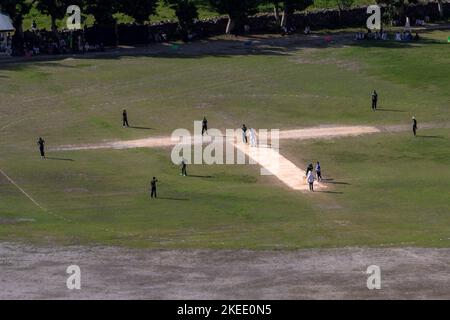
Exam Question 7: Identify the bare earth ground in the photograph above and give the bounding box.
[1,243,449,300]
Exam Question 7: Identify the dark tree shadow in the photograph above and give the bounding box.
[0,29,429,72]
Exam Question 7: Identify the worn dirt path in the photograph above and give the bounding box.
[53,125,383,192]
[52,123,450,192]
[54,125,381,151]
[236,142,327,191]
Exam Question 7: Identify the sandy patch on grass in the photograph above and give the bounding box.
[280,125,380,140]
[0,218,36,225]
[54,125,380,151]
[236,141,327,191]
[292,50,363,72]
[53,125,381,192]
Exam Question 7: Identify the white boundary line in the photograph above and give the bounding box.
[0,168,46,211]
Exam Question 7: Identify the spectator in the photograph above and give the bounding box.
[304,26,311,35]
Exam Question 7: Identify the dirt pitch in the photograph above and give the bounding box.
[1,243,449,300]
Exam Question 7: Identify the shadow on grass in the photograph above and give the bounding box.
[0,30,420,69]
[418,135,444,139]
[187,175,214,179]
[157,197,189,201]
[46,157,75,162]
[321,178,350,185]
[316,191,344,194]
[2,25,447,74]
[129,126,153,130]
[376,108,407,113]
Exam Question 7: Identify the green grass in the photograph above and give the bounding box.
[0,30,449,249]
[283,129,450,248]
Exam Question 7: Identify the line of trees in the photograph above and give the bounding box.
[0,0,446,43]
[1,0,321,35]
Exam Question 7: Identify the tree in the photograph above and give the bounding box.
[315,0,354,19]
[35,0,70,33]
[0,0,33,54]
[0,0,32,35]
[84,0,119,25]
[335,0,354,18]
[164,0,199,39]
[280,0,314,29]
[117,0,158,24]
[208,0,261,34]
[262,0,283,24]
[376,0,418,24]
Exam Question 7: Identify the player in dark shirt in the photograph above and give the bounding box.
[123,109,129,127]
[242,124,248,143]
[150,177,158,199]
[316,161,322,182]
[202,117,208,136]
[372,90,378,111]
[181,159,187,176]
[412,117,418,136]
[37,137,46,159]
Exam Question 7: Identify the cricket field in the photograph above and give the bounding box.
[1,28,449,299]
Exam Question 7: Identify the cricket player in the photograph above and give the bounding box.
[181,159,187,176]
[37,137,46,159]
[150,177,158,199]
[307,171,315,192]
[372,90,378,111]
[306,163,314,176]
[242,124,248,144]
[202,117,208,136]
[316,161,322,181]
[123,109,129,127]
[412,117,418,136]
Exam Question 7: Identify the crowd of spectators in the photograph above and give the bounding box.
[0,32,13,55]
[392,16,430,27]
[21,22,105,57]
[355,29,420,42]
[2,10,436,58]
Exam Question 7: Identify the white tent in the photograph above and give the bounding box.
[0,13,14,32]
